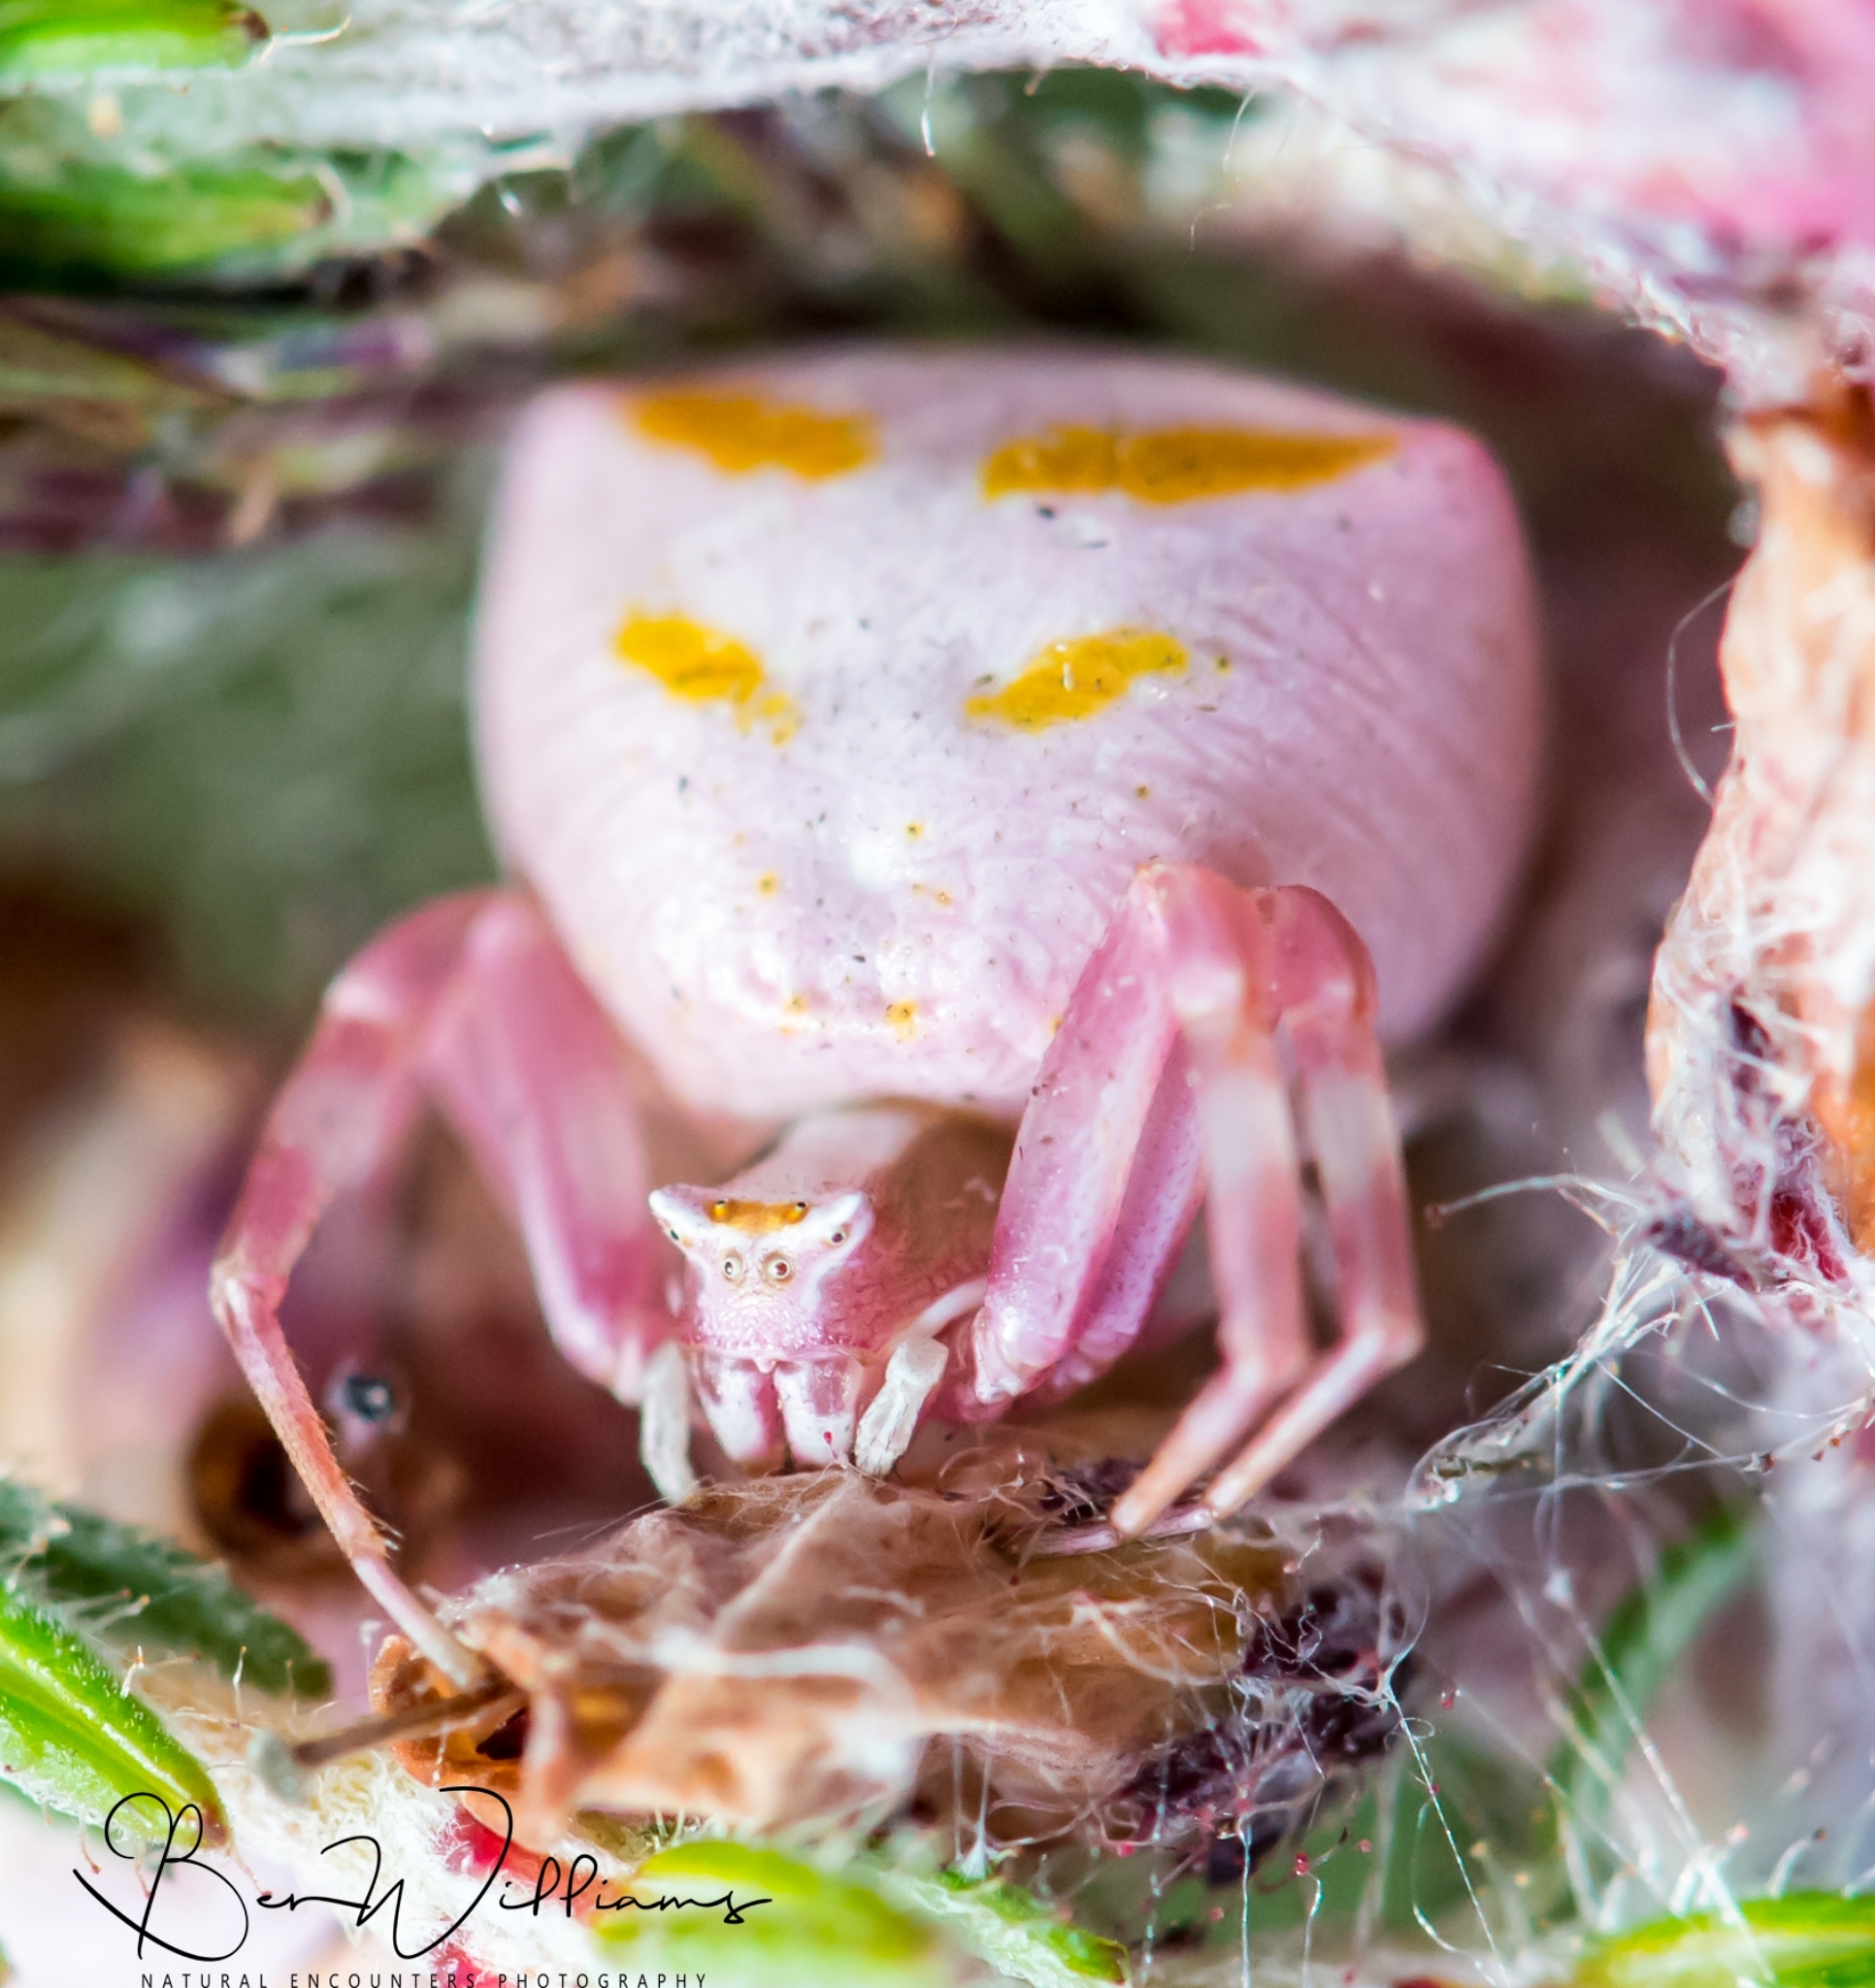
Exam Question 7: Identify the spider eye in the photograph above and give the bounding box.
[666,1227,680,1243]
[720,1255,743,1281]
[341,1373,397,1424]
[765,1255,794,1284]
[829,1229,847,1246]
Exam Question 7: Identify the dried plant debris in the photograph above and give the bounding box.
[1650,389,1875,1305]
[2,1,1871,397]
[364,1444,1410,1865]
[1110,1576,1407,1872]
[0,69,1729,556]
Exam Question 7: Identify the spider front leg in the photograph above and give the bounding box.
[966,864,1423,1543]
[211,891,673,1682]
[1116,877,1423,1536]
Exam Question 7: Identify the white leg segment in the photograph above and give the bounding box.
[856,1334,951,1476]
[639,1340,701,1506]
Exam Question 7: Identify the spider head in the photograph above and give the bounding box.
[647,1184,873,1351]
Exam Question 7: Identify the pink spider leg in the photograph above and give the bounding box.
[1022,1037,1206,1407]
[419,896,671,1406]
[1138,883,1422,1534]
[212,891,672,1683]
[963,861,1296,1489]
[970,863,1318,1516]
[423,896,695,1503]
[212,895,488,1678]
[963,873,1194,1418]
[965,864,1421,1543]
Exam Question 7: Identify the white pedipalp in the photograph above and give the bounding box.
[854,1336,950,1477]
[639,1339,700,1506]
[854,1276,988,1476]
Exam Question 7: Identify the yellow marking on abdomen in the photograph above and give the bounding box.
[981,424,1394,504]
[614,612,800,744]
[886,1002,918,1040]
[779,992,813,1034]
[707,1199,809,1233]
[966,627,1188,731]
[632,389,876,479]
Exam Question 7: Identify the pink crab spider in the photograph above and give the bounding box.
[212,346,1541,1681]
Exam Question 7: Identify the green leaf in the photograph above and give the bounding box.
[0,1579,222,1838]
[595,1840,949,1988]
[594,1839,1128,1988]
[1579,1893,1875,1988]
[0,1478,330,1698]
[0,0,266,80]
[0,101,466,283]
[1548,1503,1759,1825]
[872,1865,1130,1987]
[0,152,331,280]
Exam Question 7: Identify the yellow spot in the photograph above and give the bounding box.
[905,821,925,840]
[886,1002,918,1040]
[707,1199,809,1234]
[966,627,1188,732]
[1135,784,1151,799]
[614,613,801,745]
[757,872,781,896]
[632,389,876,480]
[981,423,1394,505]
[758,695,800,746]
